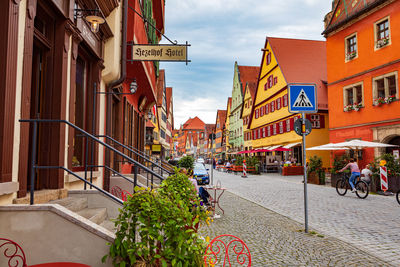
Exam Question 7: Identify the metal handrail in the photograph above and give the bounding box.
[90,165,138,189]
[20,119,165,204]
[96,135,172,175]
[36,166,123,205]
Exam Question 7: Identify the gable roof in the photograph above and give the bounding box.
[268,37,327,99]
[215,110,227,130]
[323,0,386,36]
[238,65,260,94]
[247,82,257,101]
[182,116,205,130]
[205,124,215,134]
[227,97,232,110]
[156,69,165,107]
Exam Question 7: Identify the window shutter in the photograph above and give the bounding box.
[306,114,311,120]
[320,114,325,128]
[290,118,294,131]
[282,120,287,133]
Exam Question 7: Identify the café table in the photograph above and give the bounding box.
[204,185,226,217]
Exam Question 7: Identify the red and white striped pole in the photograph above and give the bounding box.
[380,166,388,192]
[242,160,247,178]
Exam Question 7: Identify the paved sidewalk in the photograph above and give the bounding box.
[206,167,400,266]
[200,191,390,266]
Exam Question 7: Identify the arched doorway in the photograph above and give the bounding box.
[386,135,400,159]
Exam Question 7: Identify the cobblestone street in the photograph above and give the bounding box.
[201,167,400,266]
[199,191,390,266]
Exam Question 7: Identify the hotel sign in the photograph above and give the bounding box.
[128,43,190,63]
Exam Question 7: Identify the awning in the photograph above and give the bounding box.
[268,145,282,151]
[283,142,301,149]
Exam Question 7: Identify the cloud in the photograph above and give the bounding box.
[161,0,333,127]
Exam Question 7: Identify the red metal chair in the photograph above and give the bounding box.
[204,234,251,267]
[0,238,27,267]
[110,185,123,200]
[121,190,132,201]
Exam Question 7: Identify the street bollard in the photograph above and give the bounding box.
[241,160,247,178]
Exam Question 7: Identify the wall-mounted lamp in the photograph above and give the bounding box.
[129,78,138,94]
[74,8,105,33]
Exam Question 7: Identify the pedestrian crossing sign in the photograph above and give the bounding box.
[288,83,317,113]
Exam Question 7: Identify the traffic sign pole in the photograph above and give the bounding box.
[302,112,309,233]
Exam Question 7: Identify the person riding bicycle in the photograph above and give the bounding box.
[338,158,360,193]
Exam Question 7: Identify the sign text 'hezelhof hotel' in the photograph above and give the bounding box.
[130,44,188,62]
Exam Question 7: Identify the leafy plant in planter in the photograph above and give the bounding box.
[307,156,325,184]
[103,171,208,266]
[331,154,351,174]
[235,155,244,166]
[178,155,195,170]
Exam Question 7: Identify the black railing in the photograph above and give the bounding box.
[96,135,173,176]
[20,119,165,205]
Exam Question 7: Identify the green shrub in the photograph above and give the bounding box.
[331,154,351,174]
[103,170,208,266]
[178,156,195,170]
[308,156,325,184]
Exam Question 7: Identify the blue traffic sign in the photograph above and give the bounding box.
[288,83,317,113]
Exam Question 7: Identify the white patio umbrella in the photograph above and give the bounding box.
[327,139,397,149]
[306,143,349,151]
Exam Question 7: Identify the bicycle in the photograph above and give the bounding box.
[336,172,369,199]
[396,189,400,205]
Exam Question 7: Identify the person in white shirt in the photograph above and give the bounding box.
[361,164,373,184]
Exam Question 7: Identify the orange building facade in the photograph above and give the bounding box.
[324,0,400,166]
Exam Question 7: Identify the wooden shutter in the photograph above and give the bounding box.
[320,114,325,128]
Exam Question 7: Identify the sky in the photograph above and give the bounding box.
[160,0,333,128]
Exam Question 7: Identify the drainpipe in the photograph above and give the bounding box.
[104,0,128,191]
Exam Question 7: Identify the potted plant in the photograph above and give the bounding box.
[307,156,324,185]
[384,95,396,104]
[178,155,195,170]
[343,104,354,112]
[352,102,362,111]
[373,97,386,106]
[103,170,209,266]
[330,154,351,187]
[346,51,357,60]
[376,36,390,48]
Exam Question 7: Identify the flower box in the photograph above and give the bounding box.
[376,37,390,48]
[346,52,357,61]
[374,95,396,106]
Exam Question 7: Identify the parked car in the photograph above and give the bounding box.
[196,158,205,164]
[193,163,210,185]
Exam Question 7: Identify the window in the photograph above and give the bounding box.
[345,33,357,61]
[283,95,288,107]
[310,115,320,128]
[279,121,283,134]
[343,82,363,106]
[262,127,266,138]
[286,119,291,132]
[375,17,390,49]
[373,72,398,101]
[273,124,277,135]
[267,125,271,137]
[271,101,275,112]
[265,103,269,114]
[277,98,281,110]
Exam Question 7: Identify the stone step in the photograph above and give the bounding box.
[13,189,68,204]
[49,197,88,212]
[99,220,116,233]
[77,207,108,225]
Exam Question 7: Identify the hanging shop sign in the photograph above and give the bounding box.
[128,43,190,63]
